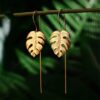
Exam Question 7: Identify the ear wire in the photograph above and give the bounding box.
[32,11,38,31]
[57,9,62,31]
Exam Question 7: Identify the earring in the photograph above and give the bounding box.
[26,13,45,94]
[50,30,70,57]
[50,10,71,94]
[26,31,45,57]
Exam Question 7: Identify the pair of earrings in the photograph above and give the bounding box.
[26,30,70,57]
[26,12,70,94]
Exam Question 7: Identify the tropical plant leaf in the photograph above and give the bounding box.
[50,30,70,57]
[88,13,100,22]
[80,42,100,71]
[26,31,45,57]
[80,42,100,88]
[42,57,57,69]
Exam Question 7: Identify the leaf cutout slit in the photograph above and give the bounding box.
[61,44,66,49]
[63,36,70,42]
[36,48,39,52]
[60,50,63,54]
[28,44,33,50]
[34,52,36,55]
[51,41,56,45]
[53,48,57,51]
[63,36,67,39]
[38,36,45,41]
[30,50,33,53]
[38,41,43,45]
[26,37,32,40]
[50,35,57,39]
[56,52,59,56]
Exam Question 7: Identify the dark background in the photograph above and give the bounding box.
[0,0,100,100]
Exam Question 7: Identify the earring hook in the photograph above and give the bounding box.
[63,14,66,30]
[58,9,67,31]
[32,11,37,31]
[57,9,62,31]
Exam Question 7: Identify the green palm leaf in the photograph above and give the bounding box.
[16,49,57,74]
[0,72,29,94]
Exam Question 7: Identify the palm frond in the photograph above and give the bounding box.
[16,49,57,74]
[0,72,29,94]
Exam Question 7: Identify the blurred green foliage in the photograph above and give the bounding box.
[0,0,100,100]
